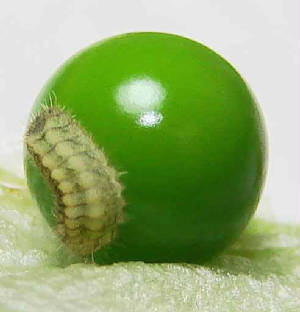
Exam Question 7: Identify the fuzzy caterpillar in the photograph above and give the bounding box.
[25,106,125,256]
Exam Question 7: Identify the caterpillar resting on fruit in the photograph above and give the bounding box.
[25,106,125,256]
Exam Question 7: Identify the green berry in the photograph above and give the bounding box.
[24,32,267,263]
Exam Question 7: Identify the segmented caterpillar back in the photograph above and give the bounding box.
[25,106,125,256]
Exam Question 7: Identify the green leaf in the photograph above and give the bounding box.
[0,170,299,312]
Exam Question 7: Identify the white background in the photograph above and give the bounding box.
[0,0,298,223]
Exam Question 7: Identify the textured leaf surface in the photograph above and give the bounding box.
[0,169,299,312]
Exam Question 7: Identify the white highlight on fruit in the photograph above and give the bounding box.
[116,76,166,114]
[138,111,163,127]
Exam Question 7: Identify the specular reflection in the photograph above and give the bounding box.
[115,76,165,127]
[138,111,163,127]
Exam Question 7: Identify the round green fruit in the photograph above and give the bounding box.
[24,32,267,264]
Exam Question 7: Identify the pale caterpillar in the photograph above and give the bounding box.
[25,105,125,256]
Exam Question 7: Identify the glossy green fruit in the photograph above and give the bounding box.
[24,32,267,264]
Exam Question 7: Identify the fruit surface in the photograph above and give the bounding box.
[24,32,267,263]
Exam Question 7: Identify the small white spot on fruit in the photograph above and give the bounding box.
[138,111,163,127]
